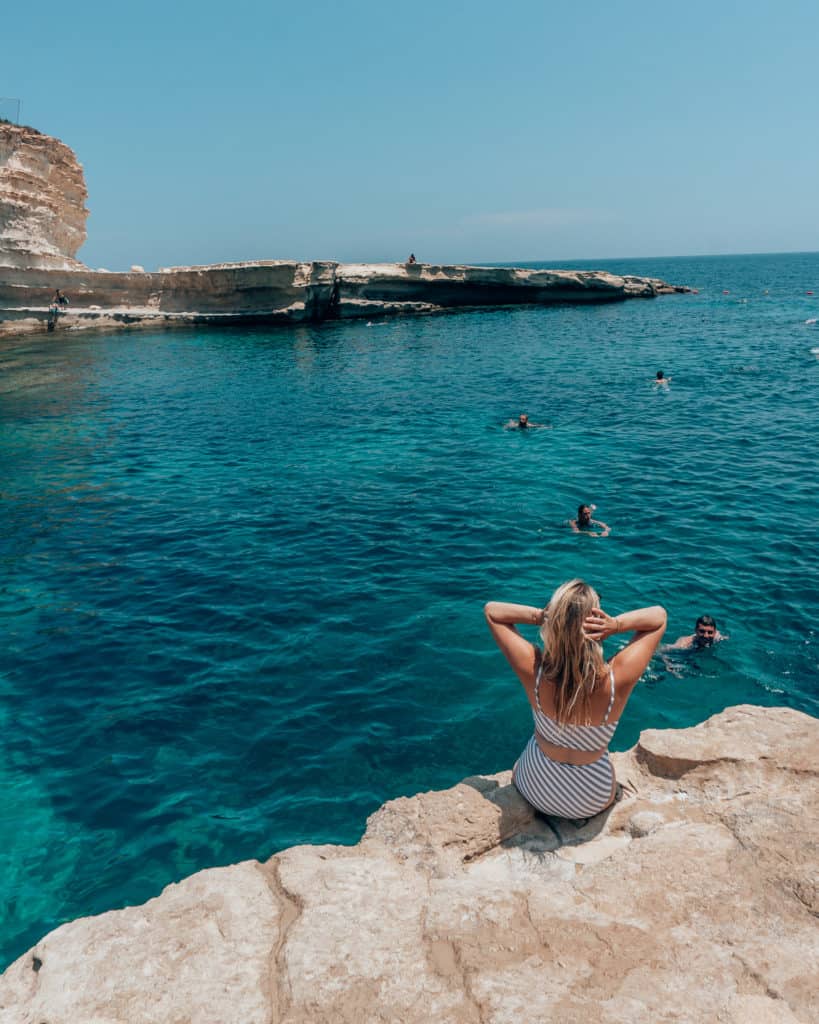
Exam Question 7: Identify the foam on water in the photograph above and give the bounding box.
[1,251,818,967]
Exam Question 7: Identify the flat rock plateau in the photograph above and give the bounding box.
[0,123,690,336]
[1,705,817,1023]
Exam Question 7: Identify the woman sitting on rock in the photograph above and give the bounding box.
[485,580,666,819]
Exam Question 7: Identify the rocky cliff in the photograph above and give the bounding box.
[1,705,816,1023]
[336,261,679,316]
[0,260,339,328]
[0,124,88,270]
[0,125,691,335]
[0,260,690,337]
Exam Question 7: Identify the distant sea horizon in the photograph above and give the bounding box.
[501,247,819,264]
[74,248,819,275]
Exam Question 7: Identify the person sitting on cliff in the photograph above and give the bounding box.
[407,253,417,265]
[53,289,69,307]
[505,413,549,430]
[485,580,666,822]
[570,504,610,537]
[668,615,727,650]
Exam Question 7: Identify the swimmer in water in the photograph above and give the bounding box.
[569,504,610,538]
[668,615,727,650]
[652,370,671,387]
[505,413,549,430]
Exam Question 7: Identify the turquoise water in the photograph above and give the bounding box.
[1,251,818,968]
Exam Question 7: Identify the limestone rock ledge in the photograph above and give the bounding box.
[1,705,816,1024]
[0,124,88,270]
[0,123,692,333]
[336,261,685,315]
[0,260,692,337]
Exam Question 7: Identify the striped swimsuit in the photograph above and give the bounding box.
[513,661,618,819]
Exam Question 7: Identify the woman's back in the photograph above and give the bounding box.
[533,661,619,751]
[484,579,667,819]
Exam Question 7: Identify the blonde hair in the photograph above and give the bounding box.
[538,578,606,725]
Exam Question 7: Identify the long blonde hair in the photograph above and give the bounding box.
[538,578,606,725]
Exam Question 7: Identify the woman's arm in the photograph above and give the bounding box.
[583,605,667,688]
[483,602,544,689]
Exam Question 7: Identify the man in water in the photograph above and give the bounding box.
[570,504,610,537]
[505,413,549,430]
[670,615,727,649]
[653,370,671,387]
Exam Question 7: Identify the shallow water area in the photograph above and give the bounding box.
[1,251,818,967]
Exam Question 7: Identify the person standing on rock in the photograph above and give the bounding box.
[48,290,65,331]
[485,580,666,821]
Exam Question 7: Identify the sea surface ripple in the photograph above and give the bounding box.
[1,251,818,967]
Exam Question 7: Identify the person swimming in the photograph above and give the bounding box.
[653,370,671,387]
[569,504,610,537]
[667,615,727,650]
[505,413,549,430]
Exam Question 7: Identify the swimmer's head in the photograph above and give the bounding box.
[518,414,529,428]
[694,615,718,647]
[539,578,605,723]
[656,371,664,380]
[577,504,592,526]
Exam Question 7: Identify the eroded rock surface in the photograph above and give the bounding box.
[0,260,690,337]
[0,124,88,270]
[1,705,816,1023]
[0,126,693,334]
[336,261,683,314]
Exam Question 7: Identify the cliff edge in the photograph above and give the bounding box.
[0,123,88,270]
[0,127,692,335]
[0,705,816,1023]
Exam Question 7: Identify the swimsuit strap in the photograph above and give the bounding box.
[602,665,616,724]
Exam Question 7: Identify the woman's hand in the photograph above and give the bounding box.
[583,607,619,641]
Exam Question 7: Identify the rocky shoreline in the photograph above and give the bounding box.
[1,704,816,1023]
[0,259,693,338]
[1,122,692,337]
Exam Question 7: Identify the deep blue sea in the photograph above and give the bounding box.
[1,251,818,968]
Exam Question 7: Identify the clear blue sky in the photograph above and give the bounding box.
[4,1,818,270]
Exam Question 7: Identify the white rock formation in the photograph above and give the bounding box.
[0,123,88,270]
[0,704,816,1023]
[0,124,692,332]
